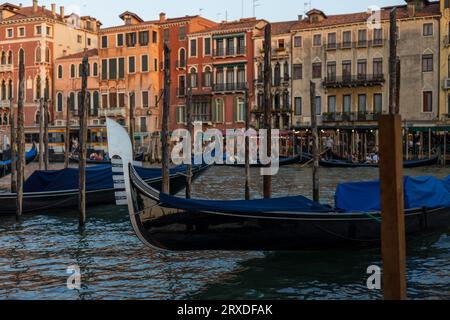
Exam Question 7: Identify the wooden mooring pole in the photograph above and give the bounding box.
[444,132,447,167]
[263,23,272,199]
[129,91,135,155]
[44,99,49,171]
[38,97,44,170]
[161,44,171,194]
[185,74,192,199]
[64,96,71,169]
[310,81,319,202]
[78,53,89,227]
[10,99,16,193]
[244,85,251,200]
[16,60,25,219]
[379,8,407,300]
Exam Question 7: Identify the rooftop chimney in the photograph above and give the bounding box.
[159,12,166,22]
[60,6,64,19]
[32,0,38,13]
[51,3,56,17]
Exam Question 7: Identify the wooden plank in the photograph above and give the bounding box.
[263,23,272,199]
[161,44,171,194]
[310,81,319,202]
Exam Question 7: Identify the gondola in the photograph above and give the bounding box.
[319,155,440,168]
[106,119,450,252]
[0,144,38,178]
[217,153,309,167]
[69,155,112,164]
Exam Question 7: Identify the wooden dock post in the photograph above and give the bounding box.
[310,81,319,202]
[43,99,49,170]
[444,131,447,167]
[185,74,192,199]
[16,59,25,219]
[428,128,432,159]
[379,8,407,300]
[38,98,44,170]
[64,96,71,169]
[129,91,135,155]
[78,53,89,227]
[10,99,16,193]
[263,23,272,199]
[161,44,171,194]
[244,85,251,200]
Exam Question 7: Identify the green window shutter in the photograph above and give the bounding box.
[212,99,217,122]
[219,101,224,122]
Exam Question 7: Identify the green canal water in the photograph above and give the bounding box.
[0,165,449,300]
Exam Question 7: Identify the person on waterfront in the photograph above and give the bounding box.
[325,136,334,159]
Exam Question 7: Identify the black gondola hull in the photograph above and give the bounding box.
[319,156,439,168]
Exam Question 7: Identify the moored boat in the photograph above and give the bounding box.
[319,155,439,168]
[0,144,38,178]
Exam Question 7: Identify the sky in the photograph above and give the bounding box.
[30,0,407,27]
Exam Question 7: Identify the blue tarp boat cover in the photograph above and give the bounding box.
[24,164,188,193]
[335,176,450,212]
[159,193,332,214]
[444,175,450,192]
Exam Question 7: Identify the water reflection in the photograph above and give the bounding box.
[0,164,448,300]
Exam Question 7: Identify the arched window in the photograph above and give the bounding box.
[18,48,24,65]
[1,80,5,100]
[283,90,290,109]
[70,64,75,78]
[35,46,42,63]
[190,68,198,88]
[8,79,12,99]
[78,64,83,78]
[203,66,212,87]
[93,63,98,77]
[274,92,280,110]
[283,61,289,80]
[58,65,63,79]
[274,62,281,86]
[44,77,50,100]
[57,92,63,112]
[45,47,50,63]
[69,92,75,111]
[7,51,12,65]
[36,75,42,100]
[179,48,186,68]
[1,51,6,65]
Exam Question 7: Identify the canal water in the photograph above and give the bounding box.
[0,165,448,300]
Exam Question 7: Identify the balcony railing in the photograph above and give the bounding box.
[99,108,126,117]
[323,74,385,88]
[322,112,383,122]
[324,39,384,50]
[0,64,13,72]
[213,82,246,92]
[0,100,11,108]
[213,46,246,57]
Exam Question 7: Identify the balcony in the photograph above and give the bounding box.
[213,82,246,92]
[213,46,246,57]
[273,104,291,114]
[0,64,13,72]
[324,40,384,51]
[323,74,385,88]
[99,108,126,117]
[0,100,10,108]
[322,112,383,122]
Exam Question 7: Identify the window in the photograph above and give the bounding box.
[142,91,149,108]
[190,69,198,88]
[58,65,63,79]
[101,59,108,80]
[312,62,322,79]
[109,92,117,108]
[190,39,197,57]
[327,95,336,113]
[141,55,149,72]
[294,36,302,47]
[57,92,63,112]
[36,26,42,35]
[278,39,285,49]
[294,97,302,115]
[204,38,211,56]
[357,60,367,79]
[445,0,449,8]
[178,48,186,68]
[179,26,186,40]
[6,28,13,38]
[203,67,212,87]
[101,35,108,48]
[118,92,125,108]
[234,98,245,122]
[118,58,125,79]
[422,54,433,72]
[139,31,149,46]
[373,58,383,77]
[343,94,351,113]
[109,58,117,79]
[238,36,246,54]
[358,29,367,45]
[313,34,321,46]
[423,91,432,112]
[126,32,137,47]
[423,23,433,36]
[154,59,158,71]
[18,27,25,37]
[46,27,51,35]
[140,117,147,132]
[327,62,336,80]
[70,92,75,111]
[78,63,83,78]
[373,28,383,44]
[176,106,186,124]
[163,29,169,43]
[315,96,321,115]
[87,38,91,46]
[101,93,108,108]
[343,31,352,47]
[117,34,124,47]
[374,93,382,113]
[293,64,302,80]
[152,31,158,43]
[212,99,224,123]
[342,61,352,80]
[93,63,98,77]
[77,35,82,44]
[93,91,99,115]
[128,56,135,73]
[327,33,336,48]
[358,94,367,113]
[71,64,76,79]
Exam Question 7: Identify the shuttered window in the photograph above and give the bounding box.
[119,58,125,79]
[101,59,108,80]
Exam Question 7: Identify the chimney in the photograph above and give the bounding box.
[51,3,56,18]
[159,12,166,22]
[60,6,64,18]
[407,3,416,17]
[32,0,38,13]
